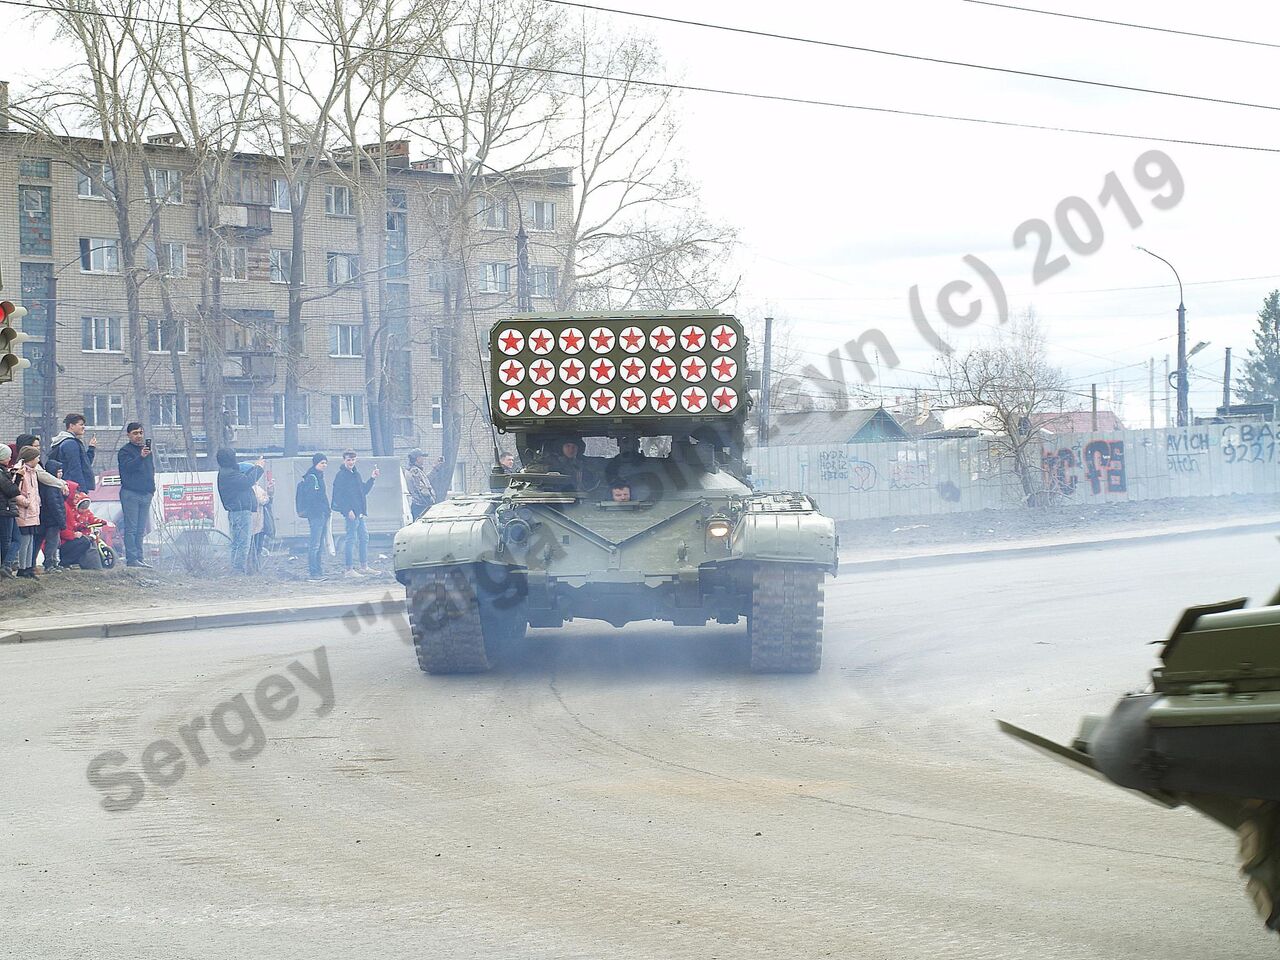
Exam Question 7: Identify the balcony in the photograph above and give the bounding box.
[222,351,276,384]
[198,202,272,236]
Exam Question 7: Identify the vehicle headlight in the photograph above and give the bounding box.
[706,515,733,539]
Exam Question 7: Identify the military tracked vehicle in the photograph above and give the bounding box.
[393,311,838,674]
[1001,594,1280,934]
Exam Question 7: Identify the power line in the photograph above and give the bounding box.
[963,1,1280,51]
[546,0,1280,114]
[2,0,1280,153]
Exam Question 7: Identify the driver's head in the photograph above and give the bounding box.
[561,440,579,460]
[610,482,631,503]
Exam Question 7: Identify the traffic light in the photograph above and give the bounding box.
[0,301,31,384]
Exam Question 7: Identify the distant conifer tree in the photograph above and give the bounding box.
[1237,290,1280,405]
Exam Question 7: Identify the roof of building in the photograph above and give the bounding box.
[1030,410,1126,435]
[769,407,909,445]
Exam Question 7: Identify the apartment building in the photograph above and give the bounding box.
[0,123,574,490]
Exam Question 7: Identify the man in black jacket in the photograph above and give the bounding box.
[216,448,264,574]
[50,413,96,492]
[331,449,378,578]
[117,422,156,568]
[35,458,67,573]
[295,453,330,581]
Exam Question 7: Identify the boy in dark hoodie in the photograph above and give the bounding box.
[35,458,67,573]
[215,448,264,573]
[294,453,330,580]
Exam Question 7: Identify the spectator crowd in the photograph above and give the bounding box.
[2,412,454,584]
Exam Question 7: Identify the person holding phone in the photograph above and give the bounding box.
[117,421,156,568]
[215,448,265,574]
[331,450,378,578]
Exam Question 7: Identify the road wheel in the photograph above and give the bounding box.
[1240,801,1280,932]
[406,564,525,675]
[747,562,823,673]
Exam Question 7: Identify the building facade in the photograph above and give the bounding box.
[0,127,574,492]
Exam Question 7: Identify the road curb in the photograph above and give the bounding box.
[840,518,1280,572]
[0,595,408,645]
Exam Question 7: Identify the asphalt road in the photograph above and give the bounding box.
[5,529,1279,959]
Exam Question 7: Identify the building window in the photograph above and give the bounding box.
[219,246,248,282]
[477,262,510,294]
[431,396,442,428]
[427,261,447,293]
[325,184,353,217]
[329,323,363,358]
[326,252,359,285]
[148,318,187,354]
[149,241,187,278]
[525,200,555,231]
[475,195,508,230]
[530,264,559,299]
[76,163,114,200]
[81,316,122,353]
[430,325,443,359]
[84,394,125,428]
[431,193,453,221]
[149,393,188,426]
[272,393,310,428]
[20,186,45,216]
[79,237,120,274]
[19,185,52,257]
[225,394,251,428]
[269,249,299,284]
[147,168,183,204]
[19,158,51,179]
[271,178,291,212]
[331,394,364,427]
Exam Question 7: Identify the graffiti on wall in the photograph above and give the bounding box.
[817,449,848,482]
[888,452,931,490]
[1166,431,1209,474]
[1043,439,1127,496]
[1221,423,1277,465]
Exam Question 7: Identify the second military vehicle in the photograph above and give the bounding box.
[1001,593,1280,934]
[393,311,838,674]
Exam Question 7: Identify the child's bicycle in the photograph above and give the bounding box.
[86,521,116,569]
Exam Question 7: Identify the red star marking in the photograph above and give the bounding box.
[499,331,523,353]
[621,359,645,380]
[561,359,584,381]
[591,329,614,350]
[682,388,706,411]
[500,392,523,413]
[653,389,675,411]
[651,327,674,349]
[560,329,583,351]
[681,327,705,349]
[713,388,736,410]
[622,389,645,411]
[500,361,523,383]
[591,390,614,412]
[712,358,735,380]
[651,358,675,380]
[531,391,554,413]
[530,360,554,382]
[591,359,614,381]
[561,390,584,413]
[682,358,705,380]
[712,326,735,349]
[621,328,644,350]
[530,330,553,352]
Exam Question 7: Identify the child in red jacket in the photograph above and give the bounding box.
[59,482,108,569]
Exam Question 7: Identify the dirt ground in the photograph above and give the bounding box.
[0,537,400,623]
[839,491,1280,552]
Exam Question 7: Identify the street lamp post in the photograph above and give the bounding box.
[1136,246,1188,426]
[470,159,532,312]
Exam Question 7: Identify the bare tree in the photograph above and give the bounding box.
[553,26,737,312]
[938,310,1067,506]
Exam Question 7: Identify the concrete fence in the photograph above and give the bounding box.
[749,421,1280,521]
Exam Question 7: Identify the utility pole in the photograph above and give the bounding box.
[757,315,773,444]
[1164,354,1171,428]
[1222,347,1232,412]
[515,224,531,313]
[42,276,57,442]
[1091,383,1098,431]
[1136,246,1188,426]
[1148,358,1155,430]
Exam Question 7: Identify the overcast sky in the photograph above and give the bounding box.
[4,0,1277,426]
